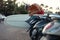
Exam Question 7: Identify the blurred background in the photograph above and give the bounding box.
[0,0,60,40]
[0,0,60,16]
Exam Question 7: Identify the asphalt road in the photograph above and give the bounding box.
[0,21,31,40]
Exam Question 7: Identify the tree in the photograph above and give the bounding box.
[0,0,3,14]
[0,0,28,16]
[40,4,44,7]
[45,5,48,8]
[49,7,53,9]
[2,0,16,16]
[19,4,28,14]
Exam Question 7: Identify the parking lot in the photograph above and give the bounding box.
[0,22,30,40]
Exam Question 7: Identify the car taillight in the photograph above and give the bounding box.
[42,22,54,33]
[45,23,52,30]
[44,22,53,30]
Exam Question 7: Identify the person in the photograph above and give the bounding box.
[26,3,44,25]
[27,3,44,16]
[26,3,44,32]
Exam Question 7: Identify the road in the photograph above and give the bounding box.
[0,21,30,40]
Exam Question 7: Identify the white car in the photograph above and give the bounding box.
[0,14,6,21]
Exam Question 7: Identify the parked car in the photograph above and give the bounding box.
[0,14,6,22]
[41,15,60,40]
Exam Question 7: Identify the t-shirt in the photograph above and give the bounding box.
[36,10,44,15]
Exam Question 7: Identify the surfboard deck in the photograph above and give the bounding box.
[4,14,30,28]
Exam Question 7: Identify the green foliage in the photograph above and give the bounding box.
[15,4,28,14]
[0,0,28,16]
[0,0,15,16]
[19,5,28,14]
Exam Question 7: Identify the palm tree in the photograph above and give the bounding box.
[49,7,53,9]
[40,4,44,7]
[45,5,48,8]
[45,5,49,11]
[56,7,59,10]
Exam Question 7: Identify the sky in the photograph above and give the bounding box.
[16,0,60,9]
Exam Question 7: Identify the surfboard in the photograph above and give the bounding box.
[4,14,30,29]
